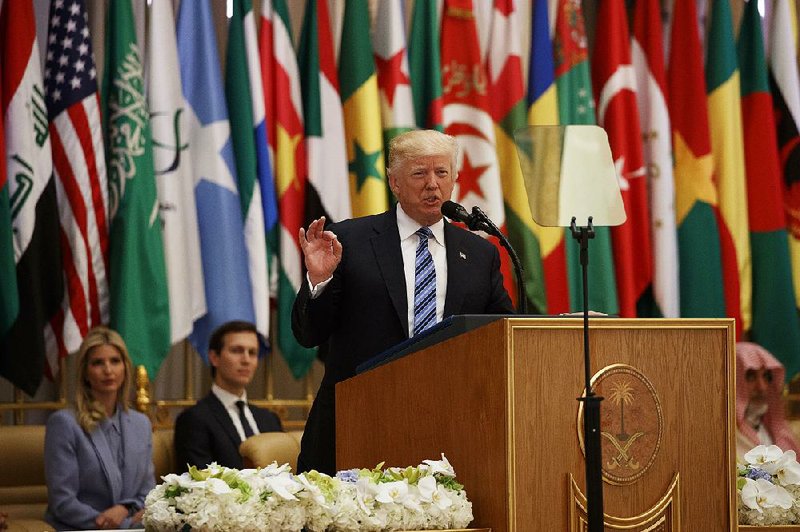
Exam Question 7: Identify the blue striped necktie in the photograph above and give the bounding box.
[413,227,437,335]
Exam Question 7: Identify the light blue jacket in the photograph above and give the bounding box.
[44,407,154,530]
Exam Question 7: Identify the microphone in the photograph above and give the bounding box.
[441,200,494,234]
[441,200,471,225]
[441,200,528,313]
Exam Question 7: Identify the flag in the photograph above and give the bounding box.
[178,0,254,362]
[298,0,351,223]
[738,0,800,377]
[408,0,443,131]
[227,0,271,344]
[339,0,388,217]
[242,0,279,336]
[487,0,549,314]
[769,0,800,311]
[667,0,726,319]
[706,0,751,332]
[373,0,416,152]
[441,0,516,305]
[591,0,652,318]
[102,0,170,377]
[521,0,569,314]
[147,0,205,345]
[0,60,16,341]
[632,0,680,317]
[261,0,316,378]
[257,0,280,303]
[552,0,618,315]
[0,0,63,395]
[43,0,109,372]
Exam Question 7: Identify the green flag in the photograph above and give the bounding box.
[553,0,619,314]
[408,0,443,131]
[226,0,271,343]
[738,0,800,376]
[102,0,170,377]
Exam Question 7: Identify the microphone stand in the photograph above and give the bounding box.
[470,207,527,314]
[570,216,604,531]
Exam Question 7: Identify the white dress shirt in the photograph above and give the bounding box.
[396,204,447,336]
[211,383,260,442]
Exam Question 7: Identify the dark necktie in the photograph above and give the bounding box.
[235,400,255,439]
[413,227,437,335]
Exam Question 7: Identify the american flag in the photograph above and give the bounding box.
[43,0,109,372]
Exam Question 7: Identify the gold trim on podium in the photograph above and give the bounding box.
[504,319,517,532]
[569,472,681,531]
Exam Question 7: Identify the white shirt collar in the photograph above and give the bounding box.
[211,383,247,409]
[396,203,445,246]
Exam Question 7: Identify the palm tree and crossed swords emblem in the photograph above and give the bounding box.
[602,380,646,471]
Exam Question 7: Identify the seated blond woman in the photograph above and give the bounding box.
[44,327,154,530]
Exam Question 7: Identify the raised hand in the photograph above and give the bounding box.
[299,217,343,286]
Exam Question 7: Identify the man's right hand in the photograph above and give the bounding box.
[299,217,343,286]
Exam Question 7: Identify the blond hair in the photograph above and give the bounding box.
[386,129,459,177]
[74,326,133,433]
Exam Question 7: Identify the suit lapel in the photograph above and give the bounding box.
[88,418,122,501]
[371,211,409,337]
[444,222,468,316]
[207,393,242,447]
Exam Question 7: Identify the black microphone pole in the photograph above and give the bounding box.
[470,207,527,314]
[570,215,604,531]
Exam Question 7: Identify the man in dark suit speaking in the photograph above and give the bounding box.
[174,321,282,470]
[292,129,514,475]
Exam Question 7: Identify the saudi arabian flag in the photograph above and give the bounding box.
[102,0,170,377]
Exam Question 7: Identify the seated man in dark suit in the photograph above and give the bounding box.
[174,321,282,470]
[293,129,514,475]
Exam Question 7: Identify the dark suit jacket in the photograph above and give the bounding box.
[292,209,514,474]
[173,392,283,470]
[44,408,154,531]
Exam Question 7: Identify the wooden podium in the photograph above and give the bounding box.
[336,317,736,532]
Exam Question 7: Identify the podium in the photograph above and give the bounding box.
[336,317,736,531]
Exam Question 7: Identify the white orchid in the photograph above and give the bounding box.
[761,450,800,486]
[741,478,794,512]
[745,445,785,466]
[204,477,233,495]
[417,475,437,502]
[374,480,409,504]
[422,454,456,476]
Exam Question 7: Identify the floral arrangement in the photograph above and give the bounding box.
[737,445,800,525]
[142,454,473,532]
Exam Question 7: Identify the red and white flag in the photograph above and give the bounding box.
[43,0,109,368]
[42,0,109,371]
[372,0,416,144]
[441,0,516,304]
[632,0,679,317]
[591,0,653,317]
